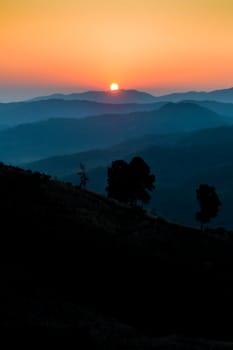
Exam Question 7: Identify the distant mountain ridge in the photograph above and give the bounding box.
[1,92,233,128]
[158,87,233,103]
[30,89,157,104]
[29,87,233,104]
[22,125,233,177]
[0,99,166,126]
[0,102,231,163]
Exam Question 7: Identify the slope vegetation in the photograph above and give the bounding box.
[0,163,233,343]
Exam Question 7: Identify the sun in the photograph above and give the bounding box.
[110,83,119,91]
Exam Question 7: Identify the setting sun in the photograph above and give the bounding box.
[110,83,119,91]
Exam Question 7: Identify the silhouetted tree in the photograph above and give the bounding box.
[196,184,221,230]
[78,163,88,188]
[128,157,155,206]
[106,160,130,203]
[106,157,155,206]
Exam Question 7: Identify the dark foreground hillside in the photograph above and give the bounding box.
[0,163,233,347]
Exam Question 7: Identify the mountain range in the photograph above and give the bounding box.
[1,89,233,129]
[155,87,233,103]
[0,102,231,163]
[2,86,233,230]
[0,99,166,127]
[30,89,157,104]
[29,86,233,104]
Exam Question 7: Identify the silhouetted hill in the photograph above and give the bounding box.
[2,95,233,129]
[0,99,166,126]
[30,89,157,104]
[156,87,233,103]
[30,87,233,104]
[150,102,230,132]
[22,134,179,177]
[185,100,233,117]
[0,102,230,163]
[1,162,233,343]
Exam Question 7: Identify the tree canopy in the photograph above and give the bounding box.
[106,156,155,206]
[196,184,221,229]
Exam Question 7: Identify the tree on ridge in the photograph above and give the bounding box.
[196,184,221,230]
[106,156,155,206]
[78,162,88,188]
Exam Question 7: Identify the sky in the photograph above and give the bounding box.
[1,0,233,101]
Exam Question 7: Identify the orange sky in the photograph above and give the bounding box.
[1,0,233,100]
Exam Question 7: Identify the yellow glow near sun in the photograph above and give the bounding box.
[110,83,119,91]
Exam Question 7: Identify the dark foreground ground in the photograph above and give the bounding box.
[0,163,233,347]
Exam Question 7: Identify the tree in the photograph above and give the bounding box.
[195,184,221,230]
[106,156,155,206]
[128,157,155,205]
[77,163,88,188]
[106,160,130,203]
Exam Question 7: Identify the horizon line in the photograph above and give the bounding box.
[1,84,233,103]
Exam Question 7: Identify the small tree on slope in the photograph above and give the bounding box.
[78,163,88,189]
[196,184,221,230]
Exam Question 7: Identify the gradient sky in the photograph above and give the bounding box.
[1,0,233,101]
